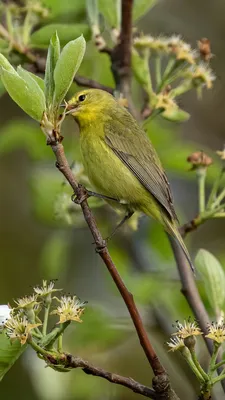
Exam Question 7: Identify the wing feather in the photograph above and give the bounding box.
[104,119,178,221]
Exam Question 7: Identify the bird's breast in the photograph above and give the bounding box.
[80,130,155,214]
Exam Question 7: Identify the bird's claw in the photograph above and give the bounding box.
[95,241,107,253]
[71,184,90,204]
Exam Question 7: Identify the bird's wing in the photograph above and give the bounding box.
[104,119,178,221]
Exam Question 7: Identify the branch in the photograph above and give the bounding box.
[179,218,199,238]
[53,354,157,399]
[168,236,225,393]
[111,0,133,93]
[110,0,138,117]
[51,142,164,376]
[74,76,113,94]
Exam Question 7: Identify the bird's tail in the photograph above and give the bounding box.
[163,217,194,272]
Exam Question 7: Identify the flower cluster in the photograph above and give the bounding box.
[133,35,215,121]
[167,319,225,391]
[1,280,86,348]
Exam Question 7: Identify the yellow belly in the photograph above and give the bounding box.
[80,132,162,221]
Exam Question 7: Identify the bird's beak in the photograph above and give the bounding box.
[60,102,78,115]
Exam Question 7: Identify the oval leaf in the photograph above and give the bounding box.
[1,68,46,121]
[53,35,86,107]
[45,32,60,107]
[195,249,225,313]
[0,332,27,381]
[31,24,91,48]
[0,53,17,74]
[17,66,45,92]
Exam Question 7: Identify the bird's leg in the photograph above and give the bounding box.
[85,190,121,203]
[71,184,121,205]
[105,211,134,241]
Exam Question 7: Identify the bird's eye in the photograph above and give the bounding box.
[78,94,86,102]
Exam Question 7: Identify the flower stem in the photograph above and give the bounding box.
[207,168,225,208]
[57,327,63,352]
[212,187,225,208]
[42,297,51,336]
[212,372,225,385]
[169,80,193,98]
[45,321,70,350]
[181,348,205,383]
[208,343,221,376]
[28,337,49,357]
[155,55,162,87]
[189,348,209,382]
[197,167,206,214]
[212,360,225,372]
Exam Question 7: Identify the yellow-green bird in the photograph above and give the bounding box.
[66,89,193,271]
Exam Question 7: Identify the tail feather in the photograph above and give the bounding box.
[163,217,194,272]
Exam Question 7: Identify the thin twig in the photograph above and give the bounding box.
[51,142,165,377]
[62,354,157,399]
[74,76,113,93]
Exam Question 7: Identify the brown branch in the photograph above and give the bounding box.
[110,0,138,118]
[53,354,157,399]
[111,0,133,93]
[51,142,164,376]
[74,76,113,94]
[179,217,201,238]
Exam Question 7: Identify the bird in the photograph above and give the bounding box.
[65,88,193,271]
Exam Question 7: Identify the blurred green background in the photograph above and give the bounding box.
[0,0,225,399]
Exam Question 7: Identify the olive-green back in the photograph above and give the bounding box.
[104,112,178,222]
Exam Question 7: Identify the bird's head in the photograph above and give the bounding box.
[65,89,116,126]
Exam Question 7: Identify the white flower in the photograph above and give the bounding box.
[0,305,12,328]
[34,280,61,297]
[167,336,185,352]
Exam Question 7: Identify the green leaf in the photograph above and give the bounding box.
[133,0,157,21]
[86,0,99,27]
[31,24,91,48]
[53,35,86,107]
[0,53,17,74]
[0,80,6,97]
[45,32,60,108]
[0,68,46,121]
[98,0,121,29]
[195,249,225,314]
[0,332,27,381]
[41,0,85,19]
[17,66,45,92]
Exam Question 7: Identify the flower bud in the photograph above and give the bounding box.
[187,151,213,170]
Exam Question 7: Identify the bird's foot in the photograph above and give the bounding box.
[95,240,107,253]
[72,185,120,205]
[71,184,90,204]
